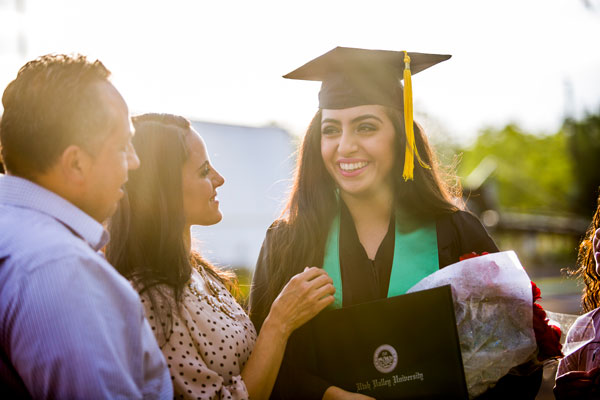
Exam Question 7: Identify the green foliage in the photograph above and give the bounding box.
[458,124,575,214]
[565,113,600,216]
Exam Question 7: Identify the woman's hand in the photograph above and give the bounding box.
[322,386,376,400]
[242,268,334,400]
[265,266,335,339]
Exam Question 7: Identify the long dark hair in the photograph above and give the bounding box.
[254,107,461,320]
[106,113,234,344]
[574,189,600,312]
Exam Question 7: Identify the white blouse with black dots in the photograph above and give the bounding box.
[139,268,257,400]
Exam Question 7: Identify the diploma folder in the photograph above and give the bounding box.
[308,285,468,399]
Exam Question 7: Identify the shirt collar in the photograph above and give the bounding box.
[0,174,109,251]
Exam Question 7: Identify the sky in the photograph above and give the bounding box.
[0,0,599,145]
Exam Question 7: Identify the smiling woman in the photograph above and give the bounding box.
[248,47,544,400]
[106,113,335,400]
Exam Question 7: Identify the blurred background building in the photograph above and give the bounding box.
[189,120,295,272]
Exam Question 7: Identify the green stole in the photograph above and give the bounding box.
[322,211,439,309]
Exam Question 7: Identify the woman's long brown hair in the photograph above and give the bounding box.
[252,107,462,323]
[575,189,600,312]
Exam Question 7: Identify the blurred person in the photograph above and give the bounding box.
[554,190,600,399]
[106,113,335,400]
[248,47,543,399]
[0,54,172,399]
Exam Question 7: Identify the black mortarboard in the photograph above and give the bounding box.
[283,47,452,180]
[283,46,451,110]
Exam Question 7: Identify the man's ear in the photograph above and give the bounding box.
[58,145,92,185]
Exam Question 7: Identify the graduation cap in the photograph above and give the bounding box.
[283,46,451,181]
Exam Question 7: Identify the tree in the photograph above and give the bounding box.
[565,112,600,216]
[458,124,574,214]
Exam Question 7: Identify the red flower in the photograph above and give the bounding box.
[531,281,542,302]
[459,251,489,261]
[531,281,563,361]
[460,252,563,361]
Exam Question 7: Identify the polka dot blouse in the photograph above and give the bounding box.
[138,268,257,400]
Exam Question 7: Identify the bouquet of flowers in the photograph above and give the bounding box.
[407,251,562,398]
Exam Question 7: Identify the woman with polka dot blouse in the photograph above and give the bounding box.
[106,113,335,400]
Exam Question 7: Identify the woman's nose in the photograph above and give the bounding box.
[337,129,357,155]
[213,169,225,188]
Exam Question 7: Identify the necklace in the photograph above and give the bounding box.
[188,261,237,319]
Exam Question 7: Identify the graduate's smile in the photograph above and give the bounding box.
[338,159,369,177]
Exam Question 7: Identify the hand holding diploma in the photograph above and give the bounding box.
[322,386,376,400]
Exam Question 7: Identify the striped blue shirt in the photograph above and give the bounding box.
[0,175,172,399]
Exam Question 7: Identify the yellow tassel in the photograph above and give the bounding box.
[402,51,430,181]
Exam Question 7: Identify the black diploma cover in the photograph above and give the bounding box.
[306,285,468,399]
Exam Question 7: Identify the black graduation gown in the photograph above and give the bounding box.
[249,209,542,400]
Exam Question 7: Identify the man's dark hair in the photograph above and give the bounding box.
[0,53,112,178]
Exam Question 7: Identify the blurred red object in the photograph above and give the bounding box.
[459,251,489,261]
[531,281,563,361]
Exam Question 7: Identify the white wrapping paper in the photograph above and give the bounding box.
[559,310,597,357]
[407,251,537,398]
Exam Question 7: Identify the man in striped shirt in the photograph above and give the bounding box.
[0,54,172,399]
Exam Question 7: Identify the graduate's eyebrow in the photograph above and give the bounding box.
[351,114,383,124]
[321,114,383,126]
